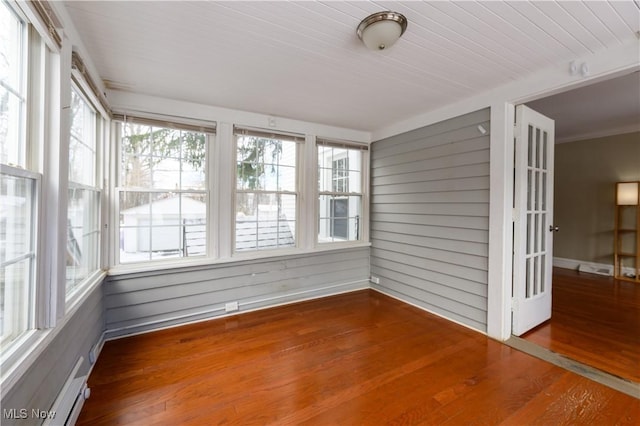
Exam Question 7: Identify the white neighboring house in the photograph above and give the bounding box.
[121,196,205,254]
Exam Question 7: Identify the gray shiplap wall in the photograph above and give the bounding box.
[370,109,490,332]
[105,247,370,338]
[1,283,104,424]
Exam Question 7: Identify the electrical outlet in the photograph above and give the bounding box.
[370,276,380,284]
[225,301,239,312]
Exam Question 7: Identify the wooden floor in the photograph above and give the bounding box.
[523,268,640,383]
[78,290,639,425]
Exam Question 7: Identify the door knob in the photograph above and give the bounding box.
[549,225,559,232]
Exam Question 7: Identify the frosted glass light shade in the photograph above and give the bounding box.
[357,11,407,51]
[617,182,639,205]
[361,20,402,50]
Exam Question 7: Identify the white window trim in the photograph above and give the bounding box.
[316,139,369,247]
[64,80,105,306]
[0,1,28,169]
[114,118,213,266]
[108,241,372,276]
[0,1,45,367]
[0,165,40,348]
[108,122,371,273]
[232,129,302,254]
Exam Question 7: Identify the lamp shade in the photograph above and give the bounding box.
[616,181,639,205]
[357,12,407,51]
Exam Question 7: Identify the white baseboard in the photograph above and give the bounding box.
[553,257,635,277]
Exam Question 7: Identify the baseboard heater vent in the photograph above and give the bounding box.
[43,357,90,426]
[578,263,612,276]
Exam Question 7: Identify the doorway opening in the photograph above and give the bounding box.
[509,72,640,391]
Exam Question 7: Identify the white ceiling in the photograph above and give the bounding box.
[63,1,640,133]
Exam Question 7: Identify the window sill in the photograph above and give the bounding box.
[108,241,371,276]
[65,270,107,312]
[0,330,48,399]
[0,275,104,399]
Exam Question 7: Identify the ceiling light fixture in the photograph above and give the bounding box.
[357,11,408,51]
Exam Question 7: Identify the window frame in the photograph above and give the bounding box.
[316,139,369,245]
[114,116,213,267]
[0,0,28,169]
[0,165,40,349]
[233,127,302,254]
[65,82,103,301]
[0,1,47,371]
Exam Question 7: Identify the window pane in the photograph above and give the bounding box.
[236,136,296,192]
[236,193,296,251]
[120,191,151,263]
[69,89,97,186]
[347,163,362,193]
[152,157,181,190]
[317,146,361,193]
[0,88,24,167]
[67,87,100,298]
[121,124,151,187]
[181,131,206,190]
[69,137,94,186]
[122,124,206,190]
[317,143,363,243]
[276,165,295,192]
[0,173,34,345]
[318,195,361,243]
[0,3,22,88]
[119,191,206,263]
[182,192,206,257]
[119,122,208,264]
[0,3,25,169]
[67,187,100,293]
[235,135,297,252]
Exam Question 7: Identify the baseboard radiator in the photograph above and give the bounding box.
[43,357,90,426]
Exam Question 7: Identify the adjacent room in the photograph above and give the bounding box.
[1,1,638,425]
[523,73,640,383]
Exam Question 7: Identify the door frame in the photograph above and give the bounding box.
[487,102,516,340]
[487,102,558,341]
[486,72,639,341]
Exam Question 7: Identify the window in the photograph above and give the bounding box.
[0,170,36,346]
[235,129,299,252]
[318,141,365,243]
[0,1,26,167]
[66,86,101,295]
[118,120,209,264]
[0,3,35,348]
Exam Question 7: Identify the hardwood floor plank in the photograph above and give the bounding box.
[78,290,638,425]
[524,268,640,382]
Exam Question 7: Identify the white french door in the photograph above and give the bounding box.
[513,105,555,336]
